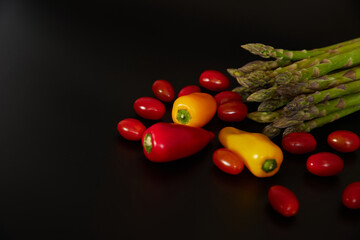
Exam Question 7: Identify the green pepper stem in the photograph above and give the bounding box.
[262,159,277,173]
[176,109,191,124]
[143,133,152,153]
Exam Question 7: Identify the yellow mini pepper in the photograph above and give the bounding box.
[172,92,217,127]
[218,127,283,177]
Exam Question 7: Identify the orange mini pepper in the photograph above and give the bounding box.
[172,92,217,127]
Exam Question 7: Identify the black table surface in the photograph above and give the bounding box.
[1,1,360,239]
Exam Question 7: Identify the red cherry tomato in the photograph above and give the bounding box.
[152,80,175,102]
[214,91,242,106]
[268,185,299,217]
[178,85,201,98]
[306,152,344,176]
[117,118,146,141]
[133,97,166,120]
[281,132,317,154]
[212,148,244,175]
[327,130,360,152]
[342,181,360,209]
[217,101,248,122]
[199,70,230,91]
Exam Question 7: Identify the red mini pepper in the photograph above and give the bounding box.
[142,122,214,162]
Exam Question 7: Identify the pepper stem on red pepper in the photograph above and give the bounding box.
[143,133,152,153]
[262,159,277,173]
[176,109,191,125]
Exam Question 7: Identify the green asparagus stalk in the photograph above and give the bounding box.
[283,105,360,136]
[232,86,257,102]
[247,109,283,123]
[236,70,273,88]
[276,65,360,97]
[257,97,290,112]
[227,58,291,77]
[275,47,360,86]
[284,80,360,112]
[263,123,282,139]
[241,37,360,60]
[247,85,278,102]
[273,92,360,128]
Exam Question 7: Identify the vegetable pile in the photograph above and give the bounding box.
[117,39,360,217]
[228,38,360,138]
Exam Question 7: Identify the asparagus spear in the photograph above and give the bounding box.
[263,123,282,139]
[283,105,360,136]
[227,58,291,87]
[276,65,360,97]
[247,109,283,123]
[227,58,291,76]
[241,37,360,60]
[232,86,257,102]
[236,70,272,88]
[247,85,278,102]
[275,47,360,86]
[273,92,360,128]
[257,97,290,112]
[284,80,360,112]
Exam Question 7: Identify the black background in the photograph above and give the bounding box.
[1,0,360,239]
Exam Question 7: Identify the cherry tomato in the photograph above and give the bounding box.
[327,130,360,153]
[117,118,146,141]
[268,185,299,217]
[152,80,175,102]
[217,101,248,122]
[281,132,317,154]
[133,97,166,120]
[212,148,244,175]
[342,181,360,209]
[306,152,344,176]
[199,70,230,91]
[178,85,201,98]
[214,91,242,106]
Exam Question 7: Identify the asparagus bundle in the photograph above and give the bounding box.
[283,105,360,136]
[229,38,360,137]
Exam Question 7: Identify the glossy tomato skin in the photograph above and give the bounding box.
[199,70,230,91]
[133,97,166,120]
[117,118,146,141]
[214,91,242,106]
[152,80,175,102]
[306,152,344,176]
[217,101,248,122]
[178,85,201,98]
[268,185,299,217]
[342,182,360,209]
[327,130,360,152]
[282,132,317,154]
[212,148,244,175]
